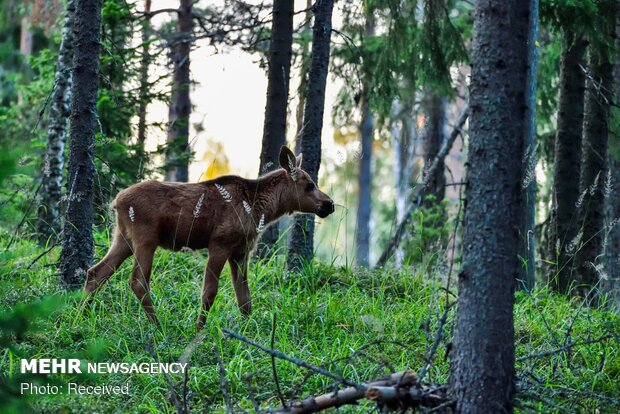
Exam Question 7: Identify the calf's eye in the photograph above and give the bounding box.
[305,183,315,192]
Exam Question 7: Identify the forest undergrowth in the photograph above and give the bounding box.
[0,230,619,413]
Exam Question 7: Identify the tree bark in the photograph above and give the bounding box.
[137,0,152,150]
[604,18,620,303]
[422,91,446,205]
[448,1,529,412]
[165,0,193,182]
[519,0,539,290]
[37,0,76,243]
[294,0,313,154]
[392,96,416,268]
[60,0,102,288]
[287,0,334,270]
[19,16,33,56]
[255,0,294,258]
[550,32,587,293]
[575,21,615,299]
[355,15,375,268]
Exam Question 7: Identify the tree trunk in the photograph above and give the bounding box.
[355,15,375,268]
[20,16,33,56]
[575,26,615,299]
[287,0,334,270]
[255,0,294,258]
[422,91,445,205]
[448,1,529,412]
[294,0,313,153]
[60,0,102,288]
[165,0,193,182]
[137,0,152,150]
[37,0,76,243]
[519,0,539,290]
[550,31,587,293]
[606,147,620,303]
[392,96,416,268]
[604,18,620,303]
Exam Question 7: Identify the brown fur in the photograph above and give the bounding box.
[84,146,334,330]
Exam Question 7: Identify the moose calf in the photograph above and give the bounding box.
[84,146,335,330]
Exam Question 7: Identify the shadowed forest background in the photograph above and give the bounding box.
[0,0,619,413]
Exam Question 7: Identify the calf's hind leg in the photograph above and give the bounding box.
[129,244,160,326]
[84,231,132,296]
[229,253,251,316]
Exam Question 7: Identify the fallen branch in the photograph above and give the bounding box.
[276,371,418,413]
[375,104,469,268]
[213,345,234,414]
[271,314,288,410]
[222,328,360,388]
[516,334,612,362]
[417,301,456,382]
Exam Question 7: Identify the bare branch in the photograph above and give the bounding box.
[375,104,469,268]
[213,345,234,414]
[222,328,361,388]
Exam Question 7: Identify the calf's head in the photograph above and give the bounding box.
[278,146,335,218]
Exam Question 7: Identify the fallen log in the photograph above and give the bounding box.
[274,371,450,413]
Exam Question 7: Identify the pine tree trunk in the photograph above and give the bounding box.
[605,154,620,302]
[448,1,530,412]
[294,0,313,153]
[137,0,152,150]
[355,15,375,268]
[355,97,373,267]
[575,24,615,299]
[422,91,445,205]
[287,0,334,270]
[60,0,102,288]
[255,0,294,258]
[392,96,416,268]
[37,0,76,243]
[605,18,620,303]
[519,0,539,290]
[550,32,586,293]
[165,0,192,182]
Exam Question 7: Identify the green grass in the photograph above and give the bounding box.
[0,232,619,413]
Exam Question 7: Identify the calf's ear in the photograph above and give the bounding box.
[279,146,297,174]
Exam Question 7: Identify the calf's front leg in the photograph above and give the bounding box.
[197,249,228,330]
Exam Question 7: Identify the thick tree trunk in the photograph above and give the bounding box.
[165,0,193,182]
[448,1,529,412]
[60,0,102,288]
[575,32,614,299]
[255,0,294,258]
[519,0,539,290]
[137,0,152,150]
[550,32,586,293]
[422,91,445,205]
[287,0,334,270]
[37,0,76,242]
[355,15,375,268]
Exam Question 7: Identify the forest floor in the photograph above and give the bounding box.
[1,231,619,413]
